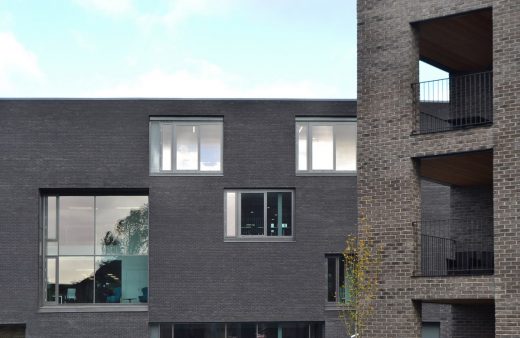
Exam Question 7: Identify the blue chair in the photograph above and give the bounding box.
[107,287,121,303]
[139,287,148,303]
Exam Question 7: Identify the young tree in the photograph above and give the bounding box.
[340,215,382,338]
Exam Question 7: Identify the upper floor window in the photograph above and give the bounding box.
[150,117,223,175]
[224,190,293,240]
[296,118,356,174]
[43,194,149,306]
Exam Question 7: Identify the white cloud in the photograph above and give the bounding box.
[0,32,43,92]
[91,59,341,98]
[74,0,134,16]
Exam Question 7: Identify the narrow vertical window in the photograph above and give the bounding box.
[297,123,308,171]
[161,124,172,171]
[327,257,337,302]
[225,192,236,237]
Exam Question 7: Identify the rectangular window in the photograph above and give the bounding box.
[43,194,149,306]
[296,118,356,174]
[225,190,293,240]
[327,255,349,304]
[150,118,223,175]
[151,322,323,338]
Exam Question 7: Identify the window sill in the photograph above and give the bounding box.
[150,172,223,177]
[39,305,148,313]
[296,172,356,177]
[325,303,349,311]
[224,237,295,243]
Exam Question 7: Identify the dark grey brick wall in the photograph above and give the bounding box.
[451,304,495,338]
[0,99,356,338]
[357,0,519,337]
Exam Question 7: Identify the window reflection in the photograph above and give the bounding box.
[44,195,148,305]
[161,124,172,171]
[96,196,149,255]
[240,193,264,235]
[335,123,357,171]
[59,197,95,255]
[311,126,334,170]
[176,125,198,170]
[200,124,222,171]
[58,257,94,303]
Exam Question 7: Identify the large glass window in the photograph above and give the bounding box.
[43,195,149,306]
[150,118,223,174]
[151,323,322,338]
[296,119,356,173]
[224,190,293,240]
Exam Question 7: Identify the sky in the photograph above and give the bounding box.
[0,0,446,99]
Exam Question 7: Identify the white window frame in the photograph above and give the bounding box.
[296,117,357,175]
[224,189,294,242]
[150,117,223,176]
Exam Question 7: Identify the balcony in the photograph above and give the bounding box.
[415,219,493,277]
[412,71,493,134]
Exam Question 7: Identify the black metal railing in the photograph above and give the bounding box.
[416,218,493,277]
[412,71,493,134]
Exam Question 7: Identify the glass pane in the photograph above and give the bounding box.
[200,124,222,171]
[149,121,161,173]
[47,241,58,256]
[174,324,225,338]
[121,256,148,304]
[59,196,94,255]
[176,125,198,170]
[160,324,173,338]
[267,192,292,236]
[327,257,337,302]
[335,123,357,171]
[339,256,346,302]
[58,256,94,303]
[280,323,310,338]
[227,323,257,338]
[95,256,121,303]
[161,123,172,171]
[241,193,264,236]
[225,192,236,237]
[96,196,149,255]
[46,258,56,302]
[47,196,57,240]
[311,126,334,170]
[257,323,278,338]
[297,123,308,171]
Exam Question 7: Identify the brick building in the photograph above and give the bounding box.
[357,1,519,337]
[0,99,358,337]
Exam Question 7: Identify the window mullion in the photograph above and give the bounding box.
[197,125,201,171]
[264,192,267,236]
[171,124,176,172]
[307,123,312,171]
[333,124,337,171]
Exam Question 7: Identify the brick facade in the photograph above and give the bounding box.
[357,0,519,336]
